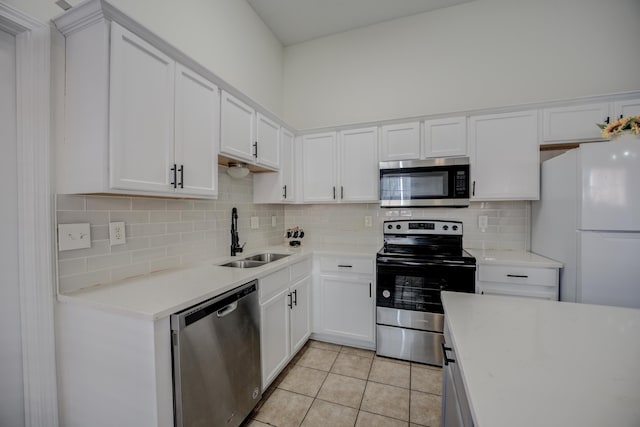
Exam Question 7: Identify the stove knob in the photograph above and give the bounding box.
[396,225,401,230]
[387,224,392,230]
[452,225,458,231]
[382,290,391,298]
[443,225,449,231]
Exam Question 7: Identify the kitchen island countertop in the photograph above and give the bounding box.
[442,291,640,427]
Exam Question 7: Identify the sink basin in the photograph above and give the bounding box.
[244,253,290,263]
[219,260,267,268]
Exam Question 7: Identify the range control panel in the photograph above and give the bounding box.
[383,220,463,236]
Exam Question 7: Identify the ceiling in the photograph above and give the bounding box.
[246,0,474,46]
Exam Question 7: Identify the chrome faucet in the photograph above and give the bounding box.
[230,207,245,256]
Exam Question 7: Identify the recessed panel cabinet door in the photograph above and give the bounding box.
[256,112,280,169]
[109,23,175,192]
[380,122,420,161]
[302,132,337,202]
[289,277,311,355]
[469,110,539,200]
[174,64,219,197]
[318,275,374,342]
[260,288,290,391]
[339,127,379,202]
[220,90,255,163]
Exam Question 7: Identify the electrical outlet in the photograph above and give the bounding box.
[58,223,91,251]
[250,216,259,229]
[478,215,489,230]
[364,216,373,227]
[109,221,126,246]
[271,216,277,227]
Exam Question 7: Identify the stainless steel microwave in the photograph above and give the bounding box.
[379,158,470,207]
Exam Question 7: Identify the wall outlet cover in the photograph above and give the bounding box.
[250,216,259,229]
[364,216,373,227]
[58,223,91,251]
[109,221,126,246]
[478,215,489,230]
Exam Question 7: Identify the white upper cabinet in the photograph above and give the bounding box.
[253,128,295,203]
[220,90,280,170]
[423,116,467,158]
[109,23,175,193]
[174,64,220,197]
[255,113,280,169]
[543,102,610,142]
[302,132,337,202]
[302,128,378,203]
[338,127,379,202]
[613,98,640,119]
[220,91,256,163]
[58,20,219,198]
[380,122,420,161]
[469,110,539,200]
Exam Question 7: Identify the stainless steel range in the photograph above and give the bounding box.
[376,220,476,366]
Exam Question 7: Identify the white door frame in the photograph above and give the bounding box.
[0,3,58,427]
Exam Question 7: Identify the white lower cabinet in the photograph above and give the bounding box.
[442,321,474,427]
[260,259,312,390]
[476,264,559,300]
[313,255,375,348]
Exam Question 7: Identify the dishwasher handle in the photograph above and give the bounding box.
[216,301,238,318]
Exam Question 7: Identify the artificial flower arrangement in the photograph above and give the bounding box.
[597,115,640,138]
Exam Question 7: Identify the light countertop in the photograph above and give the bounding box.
[466,248,562,268]
[442,292,640,427]
[57,243,379,320]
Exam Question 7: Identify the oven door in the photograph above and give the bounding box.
[376,262,475,314]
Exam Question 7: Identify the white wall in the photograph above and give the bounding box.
[7,0,285,116]
[283,0,640,130]
[0,28,24,427]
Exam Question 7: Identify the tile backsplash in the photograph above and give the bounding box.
[56,170,284,294]
[57,168,530,294]
[284,201,530,250]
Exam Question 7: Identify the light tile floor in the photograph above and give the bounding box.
[246,340,443,427]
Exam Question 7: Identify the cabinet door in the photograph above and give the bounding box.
[174,64,219,197]
[220,90,255,163]
[302,132,337,202]
[543,103,610,142]
[469,110,539,200]
[442,362,464,427]
[280,128,295,202]
[260,288,290,390]
[380,122,420,161]
[290,277,311,355]
[109,23,175,193]
[613,98,640,119]
[256,113,280,169]
[318,275,374,343]
[339,127,379,202]
[423,117,467,158]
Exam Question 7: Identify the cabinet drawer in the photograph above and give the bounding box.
[290,258,312,282]
[478,265,557,287]
[478,281,558,300]
[318,255,374,275]
[260,267,290,302]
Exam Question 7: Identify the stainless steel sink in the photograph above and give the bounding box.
[219,260,266,268]
[243,253,290,263]
[219,253,290,268]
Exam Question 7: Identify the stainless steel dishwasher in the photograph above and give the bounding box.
[171,280,261,427]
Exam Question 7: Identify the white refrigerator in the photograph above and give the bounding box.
[532,139,640,308]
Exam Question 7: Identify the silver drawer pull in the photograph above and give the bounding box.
[507,274,528,278]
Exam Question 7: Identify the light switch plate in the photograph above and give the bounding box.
[364,216,373,227]
[58,223,91,251]
[478,215,489,230]
[250,216,259,229]
[109,221,126,246]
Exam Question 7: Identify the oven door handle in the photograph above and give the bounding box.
[377,259,476,268]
